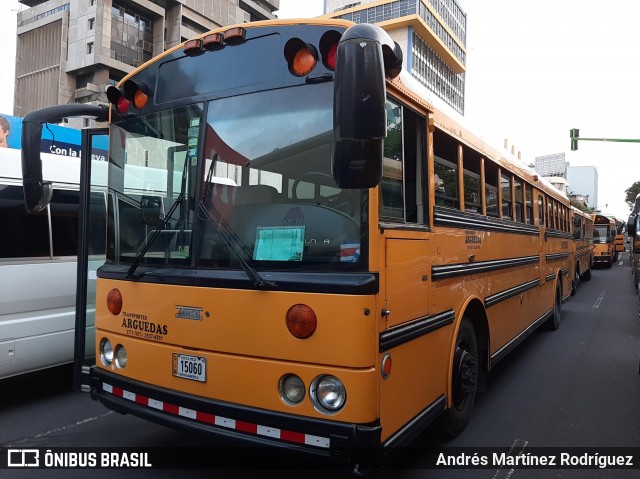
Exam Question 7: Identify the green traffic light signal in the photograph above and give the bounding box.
[570,128,579,151]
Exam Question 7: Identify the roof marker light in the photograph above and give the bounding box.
[203,33,224,50]
[223,27,246,45]
[183,38,203,56]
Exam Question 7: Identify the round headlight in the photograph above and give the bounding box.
[100,338,113,366]
[311,375,346,413]
[114,344,128,369]
[279,374,305,405]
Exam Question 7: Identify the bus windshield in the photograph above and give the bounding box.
[107,82,367,271]
[593,225,611,243]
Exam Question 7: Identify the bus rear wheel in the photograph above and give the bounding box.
[443,318,478,436]
[547,284,562,330]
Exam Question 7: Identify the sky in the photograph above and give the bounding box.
[2,0,638,219]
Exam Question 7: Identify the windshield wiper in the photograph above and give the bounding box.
[126,193,184,279]
[198,156,277,290]
[198,203,277,290]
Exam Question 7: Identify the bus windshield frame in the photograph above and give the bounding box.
[106,82,368,273]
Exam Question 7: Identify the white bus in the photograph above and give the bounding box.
[0,147,106,379]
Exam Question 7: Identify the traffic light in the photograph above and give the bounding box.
[570,128,579,151]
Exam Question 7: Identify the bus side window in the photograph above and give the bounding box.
[484,160,499,218]
[0,184,50,258]
[50,189,80,257]
[501,173,512,220]
[537,194,544,226]
[525,184,534,225]
[462,147,481,213]
[514,177,523,222]
[433,129,459,210]
[380,99,425,224]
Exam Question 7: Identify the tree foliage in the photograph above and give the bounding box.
[625,181,640,209]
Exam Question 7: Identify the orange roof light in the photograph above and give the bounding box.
[284,38,318,77]
[203,33,224,50]
[223,27,246,45]
[183,38,203,56]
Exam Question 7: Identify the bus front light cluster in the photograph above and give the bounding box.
[100,338,128,369]
[100,338,113,366]
[279,374,305,405]
[284,30,341,77]
[278,374,347,414]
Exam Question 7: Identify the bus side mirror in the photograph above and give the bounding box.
[628,213,637,237]
[332,24,402,189]
[21,104,108,212]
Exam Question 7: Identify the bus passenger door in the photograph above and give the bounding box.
[73,128,109,392]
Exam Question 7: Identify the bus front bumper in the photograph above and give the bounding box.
[90,367,383,468]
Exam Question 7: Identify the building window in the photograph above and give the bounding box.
[76,72,94,89]
[110,2,154,67]
[87,42,94,54]
[89,18,95,30]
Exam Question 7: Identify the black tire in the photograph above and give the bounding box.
[443,318,478,436]
[571,263,579,296]
[583,265,592,281]
[547,284,562,330]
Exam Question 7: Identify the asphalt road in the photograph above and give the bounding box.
[1,253,639,478]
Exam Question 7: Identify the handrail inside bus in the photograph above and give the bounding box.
[21,104,108,213]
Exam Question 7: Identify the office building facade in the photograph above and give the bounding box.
[567,166,598,209]
[14,0,279,121]
[324,0,466,115]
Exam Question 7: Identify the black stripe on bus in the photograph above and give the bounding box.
[382,395,446,451]
[434,207,539,236]
[490,307,553,367]
[484,279,540,308]
[545,273,556,282]
[546,253,569,262]
[546,229,573,239]
[98,265,379,295]
[560,268,569,276]
[431,255,539,280]
[379,310,454,352]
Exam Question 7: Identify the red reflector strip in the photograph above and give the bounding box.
[102,382,330,448]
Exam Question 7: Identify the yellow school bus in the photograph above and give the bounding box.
[570,207,594,294]
[21,19,572,468]
[592,214,617,267]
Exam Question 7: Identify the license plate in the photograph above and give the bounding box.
[172,353,206,382]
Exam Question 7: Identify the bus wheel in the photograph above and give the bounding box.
[583,265,592,281]
[571,264,579,296]
[444,318,478,436]
[547,284,562,330]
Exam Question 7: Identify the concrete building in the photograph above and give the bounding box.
[14,0,279,123]
[323,0,467,115]
[567,165,598,209]
[534,152,567,178]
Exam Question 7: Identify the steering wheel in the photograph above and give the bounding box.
[291,172,356,217]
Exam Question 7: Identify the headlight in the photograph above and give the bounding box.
[279,374,305,405]
[311,375,346,414]
[100,338,113,366]
[114,344,128,369]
